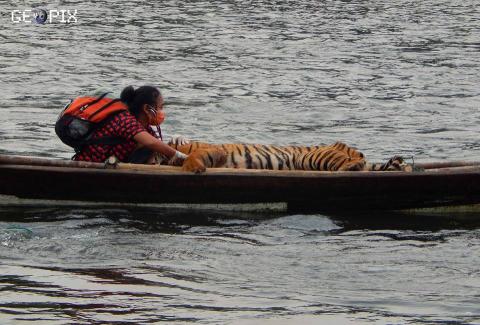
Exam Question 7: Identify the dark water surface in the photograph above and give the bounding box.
[1,0,479,323]
[1,207,480,324]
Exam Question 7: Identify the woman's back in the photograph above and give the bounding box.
[73,110,156,162]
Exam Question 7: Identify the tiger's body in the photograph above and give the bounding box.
[167,141,412,173]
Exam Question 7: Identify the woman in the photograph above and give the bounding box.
[74,85,187,165]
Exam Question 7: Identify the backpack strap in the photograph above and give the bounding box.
[73,111,126,152]
[89,98,122,120]
[83,92,109,108]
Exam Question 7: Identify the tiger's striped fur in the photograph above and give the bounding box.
[168,141,412,173]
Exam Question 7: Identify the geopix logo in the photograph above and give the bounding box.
[11,8,77,24]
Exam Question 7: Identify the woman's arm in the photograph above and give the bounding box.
[134,131,177,158]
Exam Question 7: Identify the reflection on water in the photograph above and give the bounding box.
[0,206,479,324]
[1,0,480,323]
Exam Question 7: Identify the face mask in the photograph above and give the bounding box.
[148,106,165,125]
[154,110,165,125]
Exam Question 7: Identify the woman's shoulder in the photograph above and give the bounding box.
[111,109,136,123]
[108,110,146,138]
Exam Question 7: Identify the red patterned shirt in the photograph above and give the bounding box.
[74,111,156,163]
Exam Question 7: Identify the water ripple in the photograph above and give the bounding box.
[1,0,480,323]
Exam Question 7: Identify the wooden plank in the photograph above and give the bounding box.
[0,154,398,176]
[3,154,480,177]
[3,154,480,179]
[5,155,480,172]
[416,161,480,169]
[0,154,105,169]
[424,166,480,173]
[0,194,288,212]
[114,162,357,176]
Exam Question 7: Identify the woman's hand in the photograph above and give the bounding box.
[134,131,189,166]
[168,151,188,166]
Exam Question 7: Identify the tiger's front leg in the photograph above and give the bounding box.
[181,147,228,173]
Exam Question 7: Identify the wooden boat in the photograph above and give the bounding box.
[0,154,480,215]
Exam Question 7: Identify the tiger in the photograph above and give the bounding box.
[165,141,412,173]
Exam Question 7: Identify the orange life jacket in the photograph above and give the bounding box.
[55,93,128,152]
[63,95,127,122]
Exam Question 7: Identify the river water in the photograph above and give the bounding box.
[0,0,479,323]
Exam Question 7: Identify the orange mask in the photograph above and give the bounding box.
[154,110,165,125]
[148,107,165,125]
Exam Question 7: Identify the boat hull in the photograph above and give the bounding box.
[1,156,479,213]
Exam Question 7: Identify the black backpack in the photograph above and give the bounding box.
[55,93,128,152]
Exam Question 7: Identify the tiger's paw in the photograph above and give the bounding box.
[182,157,206,173]
[181,148,227,173]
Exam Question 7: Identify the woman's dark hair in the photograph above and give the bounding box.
[120,85,161,117]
